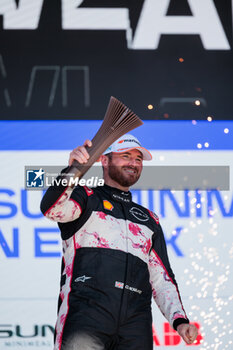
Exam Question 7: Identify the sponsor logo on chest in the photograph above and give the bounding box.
[103,200,114,211]
[115,281,142,294]
[129,207,149,222]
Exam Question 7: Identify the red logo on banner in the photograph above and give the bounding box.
[153,322,203,346]
[152,324,161,346]
[164,323,182,346]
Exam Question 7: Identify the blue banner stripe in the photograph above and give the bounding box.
[0,120,232,150]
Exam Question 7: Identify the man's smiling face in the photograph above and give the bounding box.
[104,149,143,189]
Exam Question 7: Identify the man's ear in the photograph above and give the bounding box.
[100,155,109,168]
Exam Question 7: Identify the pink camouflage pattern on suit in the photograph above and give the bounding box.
[44,187,188,349]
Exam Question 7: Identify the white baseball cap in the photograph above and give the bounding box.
[103,134,152,160]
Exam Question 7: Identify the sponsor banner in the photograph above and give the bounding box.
[0,300,56,349]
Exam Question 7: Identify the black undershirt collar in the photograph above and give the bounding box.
[99,184,132,203]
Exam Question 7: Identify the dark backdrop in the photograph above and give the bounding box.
[0,0,232,120]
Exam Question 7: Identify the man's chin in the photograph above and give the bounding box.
[120,175,140,187]
[107,165,141,188]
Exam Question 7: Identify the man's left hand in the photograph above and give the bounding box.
[176,323,198,344]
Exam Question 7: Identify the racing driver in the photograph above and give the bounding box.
[40,134,198,350]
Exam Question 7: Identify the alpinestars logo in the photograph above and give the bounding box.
[75,275,92,283]
[0,0,230,50]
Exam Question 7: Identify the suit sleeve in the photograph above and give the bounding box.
[40,170,88,223]
[148,222,189,330]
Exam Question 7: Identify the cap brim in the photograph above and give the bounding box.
[113,147,152,160]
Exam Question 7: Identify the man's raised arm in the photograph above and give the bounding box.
[40,140,92,223]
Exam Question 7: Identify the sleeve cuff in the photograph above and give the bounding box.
[173,318,189,331]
